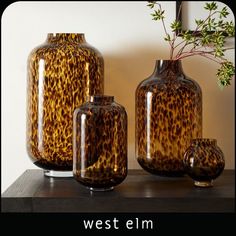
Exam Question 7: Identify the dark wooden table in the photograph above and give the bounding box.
[1,169,234,212]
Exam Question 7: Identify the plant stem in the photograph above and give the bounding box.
[176,51,223,64]
[148,1,235,87]
[173,39,187,50]
[170,1,183,58]
[200,54,224,63]
[191,10,220,36]
[156,3,173,55]
[174,10,223,58]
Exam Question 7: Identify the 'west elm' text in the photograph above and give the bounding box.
[83,217,154,230]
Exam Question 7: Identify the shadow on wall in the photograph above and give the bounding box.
[102,50,234,169]
[103,47,167,168]
[104,47,168,144]
[182,57,235,169]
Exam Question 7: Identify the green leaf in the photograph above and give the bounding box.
[170,20,181,32]
[223,21,235,36]
[200,34,212,46]
[181,30,195,42]
[220,6,229,18]
[211,31,225,47]
[214,47,225,57]
[217,20,224,28]
[151,9,165,20]
[195,19,204,26]
[217,61,235,87]
[164,34,171,41]
[147,1,156,9]
[206,18,218,31]
[204,2,217,11]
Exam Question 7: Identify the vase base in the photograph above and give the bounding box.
[88,187,114,192]
[44,170,73,178]
[194,180,213,187]
[137,158,185,177]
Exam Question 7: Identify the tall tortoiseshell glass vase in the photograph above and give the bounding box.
[135,60,202,176]
[26,33,104,177]
[73,95,127,191]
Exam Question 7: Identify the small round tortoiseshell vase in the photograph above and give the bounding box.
[26,33,104,177]
[73,95,127,191]
[183,139,225,187]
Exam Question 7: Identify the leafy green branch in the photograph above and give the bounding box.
[147,1,235,88]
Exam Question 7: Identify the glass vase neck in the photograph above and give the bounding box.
[89,95,114,105]
[152,60,184,77]
[46,33,86,44]
[191,138,217,146]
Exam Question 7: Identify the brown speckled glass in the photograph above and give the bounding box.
[183,139,225,187]
[26,33,104,177]
[73,95,127,191]
[135,60,202,176]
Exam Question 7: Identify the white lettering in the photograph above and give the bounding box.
[105,220,111,229]
[83,220,94,229]
[126,219,153,230]
[96,220,103,229]
[113,217,119,229]
[83,218,153,230]
[126,220,133,229]
[142,220,153,229]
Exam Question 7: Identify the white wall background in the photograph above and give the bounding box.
[1,1,235,193]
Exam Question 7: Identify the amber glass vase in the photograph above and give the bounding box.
[135,60,202,176]
[183,139,225,187]
[26,33,104,177]
[73,95,127,191]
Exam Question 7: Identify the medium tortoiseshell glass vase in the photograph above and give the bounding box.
[135,60,202,176]
[73,95,127,191]
[26,33,104,177]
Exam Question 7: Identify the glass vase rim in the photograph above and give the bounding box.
[190,138,217,144]
[87,95,114,103]
[46,33,86,43]
[155,59,182,62]
[47,33,85,36]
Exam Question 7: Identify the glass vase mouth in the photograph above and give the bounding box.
[153,59,184,76]
[88,95,114,104]
[191,138,217,145]
[156,59,182,62]
[48,33,85,36]
[46,33,86,43]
